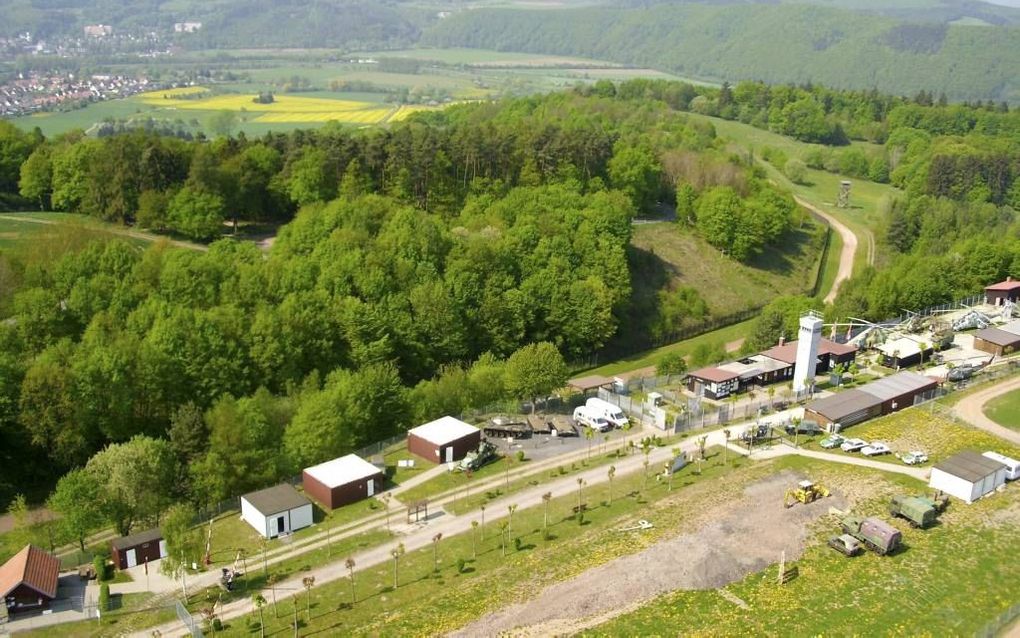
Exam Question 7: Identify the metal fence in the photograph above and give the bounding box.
[176,599,203,638]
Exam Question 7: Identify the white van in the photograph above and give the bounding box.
[585,397,629,428]
[983,451,1020,481]
[573,406,612,432]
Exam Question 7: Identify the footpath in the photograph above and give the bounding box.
[134,415,937,638]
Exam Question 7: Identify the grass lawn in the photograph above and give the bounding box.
[208,446,744,636]
[580,318,756,377]
[20,592,178,638]
[684,112,903,273]
[802,405,1020,465]
[396,454,514,504]
[629,221,825,319]
[383,443,437,486]
[984,388,1020,432]
[203,497,388,567]
[589,456,1020,637]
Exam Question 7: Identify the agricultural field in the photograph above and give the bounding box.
[804,406,1020,465]
[984,388,1020,432]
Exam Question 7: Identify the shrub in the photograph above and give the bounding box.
[515,450,526,463]
[513,537,523,551]
[784,158,808,184]
[212,617,223,631]
[456,558,466,573]
[577,511,586,526]
[99,583,109,612]
[93,556,109,582]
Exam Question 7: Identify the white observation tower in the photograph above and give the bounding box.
[793,311,824,394]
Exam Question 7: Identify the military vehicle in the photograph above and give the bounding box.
[785,420,823,436]
[455,440,498,473]
[827,534,862,557]
[889,495,940,528]
[839,515,901,555]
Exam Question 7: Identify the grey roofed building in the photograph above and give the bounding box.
[933,450,1006,483]
[241,483,310,516]
[973,326,1020,347]
[803,388,879,424]
[111,527,162,550]
[858,370,937,402]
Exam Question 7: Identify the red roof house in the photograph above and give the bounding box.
[1,545,60,616]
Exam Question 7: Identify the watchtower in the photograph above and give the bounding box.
[836,180,851,208]
[793,311,824,394]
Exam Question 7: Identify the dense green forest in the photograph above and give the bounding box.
[0,0,429,48]
[2,78,1020,549]
[0,89,803,536]
[423,3,1020,102]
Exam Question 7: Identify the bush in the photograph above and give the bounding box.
[99,583,109,612]
[515,450,526,463]
[456,558,466,573]
[784,158,808,184]
[513,537,523,551]
[93,556,109,582]
[212,617,223,631]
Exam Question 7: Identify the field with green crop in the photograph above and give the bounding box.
[10,48,691,138]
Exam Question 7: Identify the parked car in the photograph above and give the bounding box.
[785,420,824,436]
[899,451,928,465]
[840,438,868,453]
[819,434,845,449]
[861,442,892,457]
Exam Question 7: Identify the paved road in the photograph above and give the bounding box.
[952,376,1020,446]
[793,196,859,304]
[134,421,931,638]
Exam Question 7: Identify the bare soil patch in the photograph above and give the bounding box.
[450,470,845,637]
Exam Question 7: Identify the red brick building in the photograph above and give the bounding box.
[407,416,481,464]
[303,454,385,510]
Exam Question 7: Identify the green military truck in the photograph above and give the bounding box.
[840,515,902,555]
[889,494,947,529]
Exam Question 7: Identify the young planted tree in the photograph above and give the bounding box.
[431,533,443,572]
[723,429,731,464]
[499,522,509,557]
[607,466,616,505]
[584,426,594,460]
[470,520,479,558]
[541,492,552,531]
[642,457,650,493]
[381,493,392,532]
[507,504,517,539]
[576,478,586,512]
[252,593,267,638]
[668,448,682,491]
[696,436,708,460]
[345,557,357,605]
[390,543,405,589]
[480,505,486,540]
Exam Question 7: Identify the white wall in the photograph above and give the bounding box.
[930,469,983,504]
[241,497,270,538]
[289,504,313,533]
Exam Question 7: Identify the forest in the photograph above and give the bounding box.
[2,78,1020,548]
[0,88,800,539]
[422,3,1020,102]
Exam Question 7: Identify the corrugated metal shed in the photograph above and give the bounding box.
[859,371,937,402]
[933,450,1006,483]
[804,389,880,424]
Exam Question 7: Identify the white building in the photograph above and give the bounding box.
[929,450,1007,504]
[793,311,824,393]
[240,484,313,538]
[174,22,203,33]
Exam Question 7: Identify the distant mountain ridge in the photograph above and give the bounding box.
[422,3,1020,102]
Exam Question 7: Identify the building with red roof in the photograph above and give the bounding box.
[1,545,60,616]
[985,277,1020,306]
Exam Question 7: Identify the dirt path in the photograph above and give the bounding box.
[0,214,208,252]
[451,471,845,638]
[951,376,1020,446]
[793,196,859,304]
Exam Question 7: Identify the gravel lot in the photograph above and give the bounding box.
[451,470,845,638]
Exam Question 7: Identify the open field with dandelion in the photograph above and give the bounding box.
[984,388,1020,432]
[803,405,1020,465]
[591,456,1020,637]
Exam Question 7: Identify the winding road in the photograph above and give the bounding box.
[951,376,1020,446]
[792,196,860,304]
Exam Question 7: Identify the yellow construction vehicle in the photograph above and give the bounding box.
[784,480,830,508]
